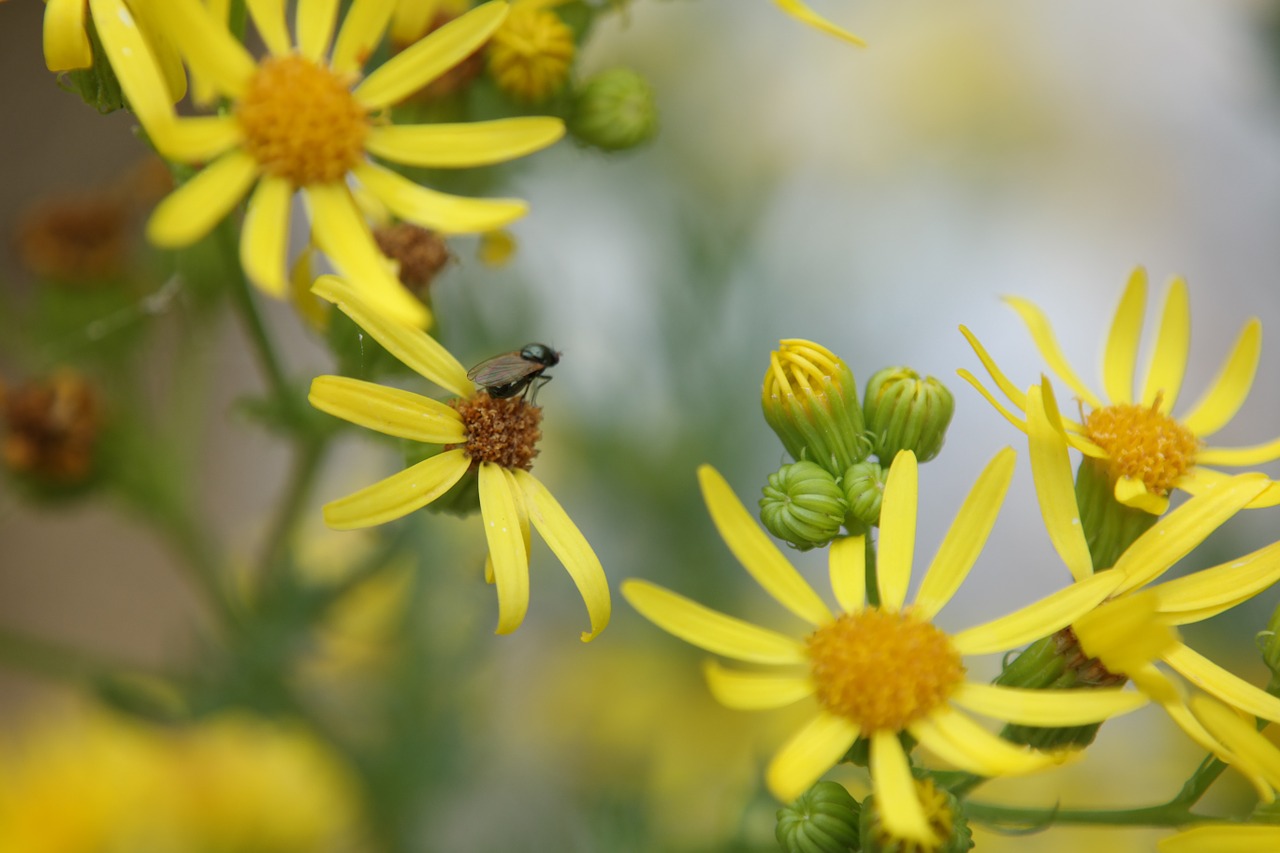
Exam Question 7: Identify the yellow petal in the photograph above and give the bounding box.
[869,731,933,843]
[365,118,565,168]
[239,175,293,297]
[1004,295,1104,410]
[44,0,92,71]
[515,470,611,642]
[910,706,1070,776]
[479,462,530,635]
[1189,694,1280,794]
[1198,436,1280,467]
[1155,539,1280,624]
[876,450,917,612]
[354,1,509,110]
[697,466,831,626]
[915,448,1015,620]
[959,326,1030,415]
[331,0,395,76]
[243,0,291,56]
[951,570,1123,656]
[1102,267,1146,405]
[951,682,1146,726]
[1027,384,1095,581]
[1180,318,1262,438]
[146,150,259,247]
[702,660,814,710]
[1164,644,1280,723]
[296,0,339,62]
[620,580,806,665]
[773,0,867,47]
[1140,277,1191,411]
[1159,824,1280,853]
[88,0,171,128]
[147,116,243,163]
[149,0,255,97]
[353,160,529,235]
[1113,475,1169,514]
[308,375,466,443]
[955,369,1029,434]
[828,535,866,614]
[304,183,431,328]
[322,447,470,528]
[131,0,189,102]
[1112,474,1269,594]
[765,712,860,802]
[311,275,468,395]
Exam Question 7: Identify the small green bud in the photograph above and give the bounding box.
[569,68,659,152]
[761,461,848,550]
[863,368,954,463]
[763,340,869,478]
[842,461,886,527]
[860,778,972,853]
[776,781,861,853]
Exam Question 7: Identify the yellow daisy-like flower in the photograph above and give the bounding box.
[306,275,609,641]
[961,267,1280,514]
[487,0,575,103]
[1157,696,1280,852]
[624,449,1147,843]
[101,0,564,327]
[1023,382,1280,745]
[774,0,866,48]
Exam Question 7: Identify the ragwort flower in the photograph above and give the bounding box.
[624,450,1146,844]
[306,275,609,641]
[961,267,1280,514]
[1022,382,1280,743]
[103,0,564,327]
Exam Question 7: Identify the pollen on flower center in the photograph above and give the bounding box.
[1083,400,1199,494]
[806,609,964,732]
[236,56,368,186]
[449,393,542,470]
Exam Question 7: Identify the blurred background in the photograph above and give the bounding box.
[4,0,1280,850]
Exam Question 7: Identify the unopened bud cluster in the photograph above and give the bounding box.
[759,341,953,546]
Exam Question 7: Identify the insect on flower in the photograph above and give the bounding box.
[467,343,560,404]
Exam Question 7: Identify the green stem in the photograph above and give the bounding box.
[964,800,1203,829]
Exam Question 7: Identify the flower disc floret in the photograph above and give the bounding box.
[451,393,542,470]
[1083,400,1199,495]
[237,56,368,186]
[807,610,964,731]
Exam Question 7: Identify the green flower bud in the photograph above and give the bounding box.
[860,778,972,853]
[776,781,861,853]
[761,461,848,550]
[842,461,886,527]
[569,68,659,152]
[863,368,954,463]
[763,340,869,478]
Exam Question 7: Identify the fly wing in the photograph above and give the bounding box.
[467,352,535,387]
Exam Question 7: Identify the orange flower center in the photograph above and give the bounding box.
[1082,399,1199,494]
[806,609,964,732]
[449,393,542,470]
[236,56,368,186]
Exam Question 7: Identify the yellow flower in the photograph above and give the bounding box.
[1157,696,1280,851]
[487,0,575,103]
[624,449,1147,844]
[101,0,564,327]
[961,267,1280,513]
[1023,382,1280,748]
[43,0,186,100]
[306,275,609,641]
[774,0,866,47]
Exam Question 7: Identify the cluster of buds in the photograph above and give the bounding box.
[759,341,954,549]
[776,779,972,853]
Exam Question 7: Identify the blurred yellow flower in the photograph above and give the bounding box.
[961,267,1280,514]
[99,0,564,327]
[0,708,363,852]
[625,450,1146,844]
[487,0,575,102]
[307,275,609,641]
